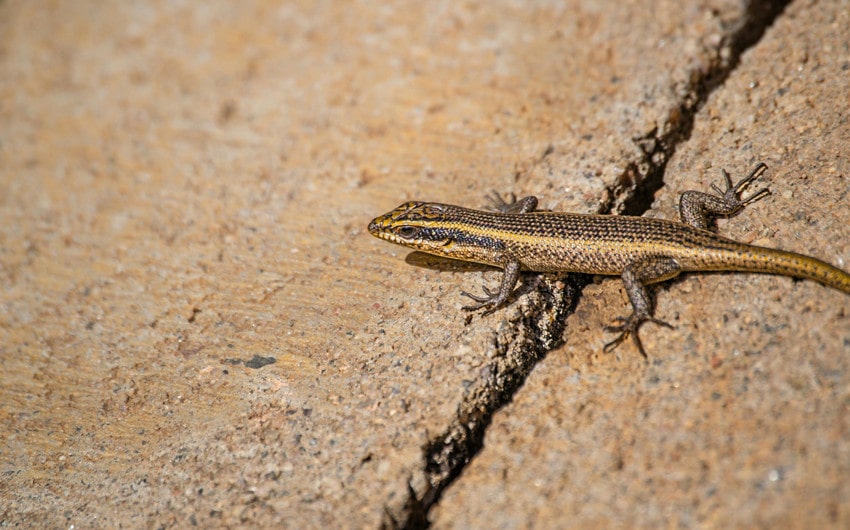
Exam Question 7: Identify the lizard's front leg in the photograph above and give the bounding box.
[604,257,682,357]
[461,258,522,314]
[678,163,770,231]
[460,192,535,313]
[485,191,539,214]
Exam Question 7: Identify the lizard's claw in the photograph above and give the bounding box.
[716,163,771,208]
[603,314,673,358]
[461,285,498,312]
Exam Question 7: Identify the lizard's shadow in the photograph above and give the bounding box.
[404,251,551,302]
[404,251,493,272]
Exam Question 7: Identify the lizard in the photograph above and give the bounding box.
[368,163,850,355]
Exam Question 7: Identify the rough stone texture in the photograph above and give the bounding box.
[1,1,846,529]
[431,1,850,528]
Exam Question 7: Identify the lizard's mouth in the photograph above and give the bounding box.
[367,218,405,246]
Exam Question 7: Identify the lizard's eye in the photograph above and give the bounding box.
[395,226,419,239]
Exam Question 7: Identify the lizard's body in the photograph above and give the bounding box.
[368,164,850,354]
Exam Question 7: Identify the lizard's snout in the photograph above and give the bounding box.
[368,217,385,236]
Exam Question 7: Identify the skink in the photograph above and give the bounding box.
[368,164,850,355]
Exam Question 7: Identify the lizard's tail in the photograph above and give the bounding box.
[731,246,850,295]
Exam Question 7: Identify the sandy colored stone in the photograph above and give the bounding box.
[432,1,850,528]
[3,1,842,529]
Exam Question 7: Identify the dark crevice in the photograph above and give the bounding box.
[422,275,586,476]
[617,0,792,217]
[386,1,791,527]
[383,274,586,530]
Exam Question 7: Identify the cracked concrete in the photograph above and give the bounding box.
[431,1,850,528]
[2,0,848,528]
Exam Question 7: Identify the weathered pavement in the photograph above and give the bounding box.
[2,1,848,528]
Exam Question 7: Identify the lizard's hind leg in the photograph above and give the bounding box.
[678,163,770,231]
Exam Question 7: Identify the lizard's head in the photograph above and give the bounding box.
[369,201,505,266]
[368,202,455,254]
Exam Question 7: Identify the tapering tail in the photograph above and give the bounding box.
[727,245,850,295]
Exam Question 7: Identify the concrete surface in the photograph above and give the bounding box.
[1,0,847,528]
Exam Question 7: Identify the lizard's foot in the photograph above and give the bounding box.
[603,314,674,358]
[712,162,770,209]
[461,285,500,313]
[679,163,771,230]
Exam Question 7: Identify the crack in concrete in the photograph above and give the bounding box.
[615,0,793,218]
[385,1,791,527]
